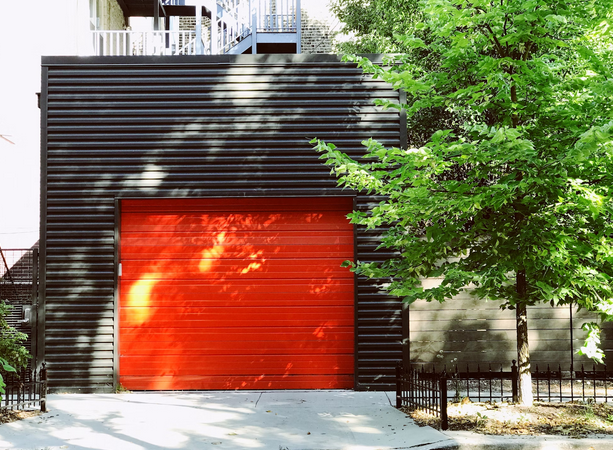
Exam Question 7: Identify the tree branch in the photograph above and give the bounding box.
[484,23,506,57]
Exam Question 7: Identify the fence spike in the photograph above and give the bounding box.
[511,359,518,403]
[546,364,551,401]
[396,362,402,408]
[593,364,597,402]
[606,364,609,403]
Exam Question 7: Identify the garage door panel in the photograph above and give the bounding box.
[122,212,353,231]
[122,197,352,213]
[119,375,355,391]
[121,278,354,294]
[121,327,355,342]
[122,244,354,259]
[119,197,355,390]
[120,339,355,354]
[121,279,354,306]
[120,316,355,329]
[120,305,354,319]
[121,295,354,307]
[122,259,353,280]
[121,231,353,247]
[120,356,355,376]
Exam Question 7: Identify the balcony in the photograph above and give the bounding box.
[91,0,301,56]
[92,30,199,56]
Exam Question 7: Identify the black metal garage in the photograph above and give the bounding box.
[39,54,405,392]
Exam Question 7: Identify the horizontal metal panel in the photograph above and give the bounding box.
[45,327,114,336]
[41,54,402,392]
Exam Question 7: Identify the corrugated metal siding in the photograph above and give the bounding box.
[41,54,403,392]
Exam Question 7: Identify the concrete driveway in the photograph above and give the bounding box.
[0,391,455,450]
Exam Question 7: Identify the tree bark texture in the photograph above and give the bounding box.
[516,269,533,406]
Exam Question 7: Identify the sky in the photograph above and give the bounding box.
[0,1,72,249]
[0,1,93,249]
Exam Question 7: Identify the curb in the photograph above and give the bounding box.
[436,430,613,449]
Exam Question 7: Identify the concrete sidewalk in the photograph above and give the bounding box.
[0,391,455,450]
[2,391,613,450]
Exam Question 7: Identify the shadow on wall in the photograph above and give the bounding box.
[409,285,609,372]
[41,55,401,392]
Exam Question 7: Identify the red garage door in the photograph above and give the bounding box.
[119,197,355,390]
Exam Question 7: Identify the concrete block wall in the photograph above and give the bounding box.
[178,16,211,43]
[100,0,126,30]
[300,0,338,54]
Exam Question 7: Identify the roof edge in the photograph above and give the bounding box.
[40,54,388,66]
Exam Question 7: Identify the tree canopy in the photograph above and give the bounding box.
[318,0,613,402]
[332,0,422,52]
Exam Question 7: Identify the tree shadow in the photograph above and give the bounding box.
[41,54,403,392]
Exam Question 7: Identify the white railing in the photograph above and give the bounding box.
[216,0,253,53]
[91,0,299,56]
[256,0,297,32]
[92,30,202,56]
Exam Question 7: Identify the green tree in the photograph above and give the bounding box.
[332,0,422,53]
[315,0,613,405]
[0,301,30,398]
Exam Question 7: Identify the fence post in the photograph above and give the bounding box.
[396,362,402,408]
[40,362,47,413]
[439,369,448,430]
[511,360,518,403]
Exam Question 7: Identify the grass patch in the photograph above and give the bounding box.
[401,400,613,438]
[0,409,41,425]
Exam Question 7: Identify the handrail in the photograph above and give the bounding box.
[91,30,200,56]
[256,0,297,32]
[177,36,197,55]
[90,0,300,56]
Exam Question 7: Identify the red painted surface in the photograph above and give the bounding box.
[119,198,355,390]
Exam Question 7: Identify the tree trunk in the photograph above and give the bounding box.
[516,269,533,406]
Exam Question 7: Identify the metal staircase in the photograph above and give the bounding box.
[91,0,300,56]
[219,0,300,54]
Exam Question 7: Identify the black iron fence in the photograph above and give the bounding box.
[1,363,47,412]
[396,361,613,430]
[533,363,613,403]
[396,363,450,430]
